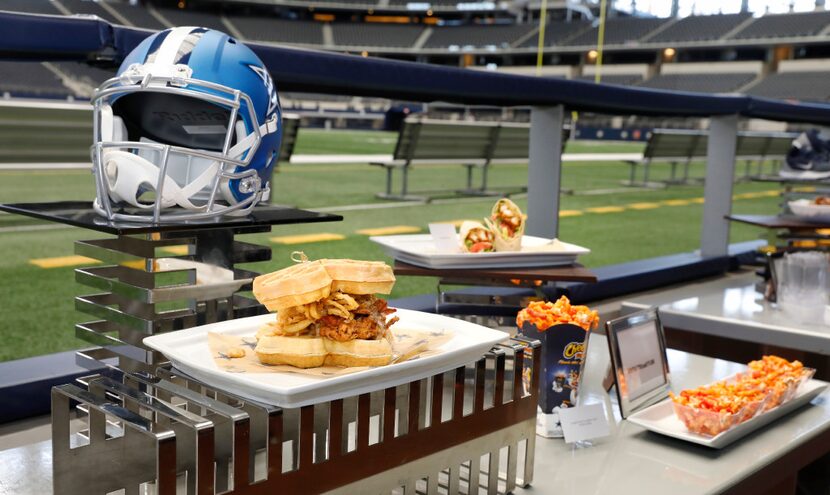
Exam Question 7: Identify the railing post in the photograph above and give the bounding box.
[700,114,739,258]
[526,105,565,239]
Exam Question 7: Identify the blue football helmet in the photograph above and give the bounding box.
[91,27,282,222]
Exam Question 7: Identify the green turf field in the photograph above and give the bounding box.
[0,129,780,362]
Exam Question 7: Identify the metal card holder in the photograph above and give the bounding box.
[52,340,540,494]
[605,308,671,419]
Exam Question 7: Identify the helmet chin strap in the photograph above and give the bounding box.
[101,114,277,210]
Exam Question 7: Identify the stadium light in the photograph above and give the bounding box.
[361,51,369,57]
[587,50,598,62]
[663,47,676,60]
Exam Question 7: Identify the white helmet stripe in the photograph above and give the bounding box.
[153,26,199,66]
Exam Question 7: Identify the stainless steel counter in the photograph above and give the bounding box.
[529,332,830,494]
[622,271,830,354]
[2,332,829,494]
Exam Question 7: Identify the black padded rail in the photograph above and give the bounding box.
[2,11,829,123]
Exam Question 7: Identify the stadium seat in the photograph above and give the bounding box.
[52,62,116,97]
[745,71,830,102]
[387,0,459,5]
[332,23,425,48]
[638,72,755,94]
[647,13,751,42]
[518,20,591,47]
[0,0,61,15]
[155,7,228,31]
[424,24,534,49]
[565,16,668,46]
[60,0,121,24]
[0,61,72,99]
[576,74,643,86]
[229,16,324,45]
[106,1,167,30]
[730,11,830,39]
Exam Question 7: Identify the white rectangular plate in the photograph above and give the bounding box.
[627,380,828,449]
[370,234,590,269]
[144,309,508,408]
[788,199,830,223]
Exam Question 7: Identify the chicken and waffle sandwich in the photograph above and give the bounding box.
[252,258,398,368]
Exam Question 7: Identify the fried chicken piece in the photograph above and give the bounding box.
[316,309,399,341]
[317,315,381,341]
[354,296,397,316]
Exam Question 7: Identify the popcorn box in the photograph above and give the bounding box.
[519,322,588,415]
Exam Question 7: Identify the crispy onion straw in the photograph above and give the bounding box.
[333,292,359,310]
[326,299,351,319]
[271,292,370,334]
[276,319,314,335]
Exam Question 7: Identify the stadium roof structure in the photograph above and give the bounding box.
[1,11,830,125]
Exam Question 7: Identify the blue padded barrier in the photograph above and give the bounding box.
[0,350,107,424]
[0,12,111,59]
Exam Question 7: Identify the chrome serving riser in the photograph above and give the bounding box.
[73,225,271,373]
[52,338,541,495]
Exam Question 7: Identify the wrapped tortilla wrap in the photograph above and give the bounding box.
[459,220,495,253]
[485,198,525,252]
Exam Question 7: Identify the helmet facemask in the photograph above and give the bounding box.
[91,64,277,223]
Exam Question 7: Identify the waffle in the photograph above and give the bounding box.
[255,334,393,368]
[252,260,332,312]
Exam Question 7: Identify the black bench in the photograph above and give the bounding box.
[371,117,568,201]
[626,129,795,187]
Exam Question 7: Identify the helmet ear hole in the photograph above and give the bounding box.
[136,183,157,206]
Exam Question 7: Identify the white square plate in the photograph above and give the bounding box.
[144,309,508,408]
[627,380,828,449]
[370,234,590,269]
